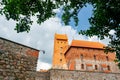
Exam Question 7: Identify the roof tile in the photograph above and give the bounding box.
[71,40,105,49]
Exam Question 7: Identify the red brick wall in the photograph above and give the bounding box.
[65,47,119,73]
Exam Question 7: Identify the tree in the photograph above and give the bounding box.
[0,0,120,67]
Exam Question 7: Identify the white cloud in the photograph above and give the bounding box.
[37,61,51,70]
[88,36,110,45]
[53,8,61,13]
[88,36,99,42]
[0,15,110,71]
[109,30,115,35]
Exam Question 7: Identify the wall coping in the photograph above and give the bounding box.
[49,69,120,74]
[0,37,39,51]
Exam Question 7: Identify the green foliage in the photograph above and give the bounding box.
[0,0,56,32]
[0,0,120,67]
[79,0,120,67]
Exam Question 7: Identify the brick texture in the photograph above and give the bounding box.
[0,38,39,80]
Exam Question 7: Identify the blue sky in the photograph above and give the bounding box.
[77,4,93,31]
[0,4,110,70]
[55,4,93,31]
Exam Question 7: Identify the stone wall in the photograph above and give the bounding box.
[49,69,120,80]
[35,72,50,80]
[0,38,39,80]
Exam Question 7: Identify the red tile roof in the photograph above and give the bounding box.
[71,40,105,49]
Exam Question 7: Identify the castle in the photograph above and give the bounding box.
[52,33,120,73]
[0,34,120,80]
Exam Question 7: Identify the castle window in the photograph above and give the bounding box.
[60,53,62,55]
[60,47,63,51]
[81,64,84,69]
[95,65,98,70]
[94,55,96,60]
[86,64,93,70]
[107,65,110,70]
[60,47,63,49]
[80,54,83,60]
[60,59,62,62]
[106,56,109,61]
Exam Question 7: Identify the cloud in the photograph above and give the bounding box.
[109,30,115,35]
[0,15,84,70]
[0,15,110,71]
[37,61,51,70]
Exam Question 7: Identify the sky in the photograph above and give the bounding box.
[0,4,111,71]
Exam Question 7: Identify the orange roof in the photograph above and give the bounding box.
[55,34,68,40]
[71,40,105,49]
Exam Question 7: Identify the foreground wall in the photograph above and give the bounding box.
[49,69,120,80]
[0,38,39,80]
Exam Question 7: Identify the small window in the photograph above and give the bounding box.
[80,54,83,60]
[60,47,63,51]
[107,65,110,70]
[106,56,109,61]
[60,59,62,62]
[81,64,84,69]
[94,55,96,60]
[95,65,98,70]
[60,47,63,49]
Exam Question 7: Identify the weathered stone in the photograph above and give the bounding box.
[11,66,14,69]
[0,76,3,80]
[0,38,39,80]
[6,65,10,69]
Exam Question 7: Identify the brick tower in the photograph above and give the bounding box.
[52,33,68,69]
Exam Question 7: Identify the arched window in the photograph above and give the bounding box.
[60,59,62,62]
[80,54,83,60]
[106,56,109,61]
[60,53,62,56]
[107,65,110,70]
[94,55,96,60]
[95,65,98,70]
[81,64,84,69]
